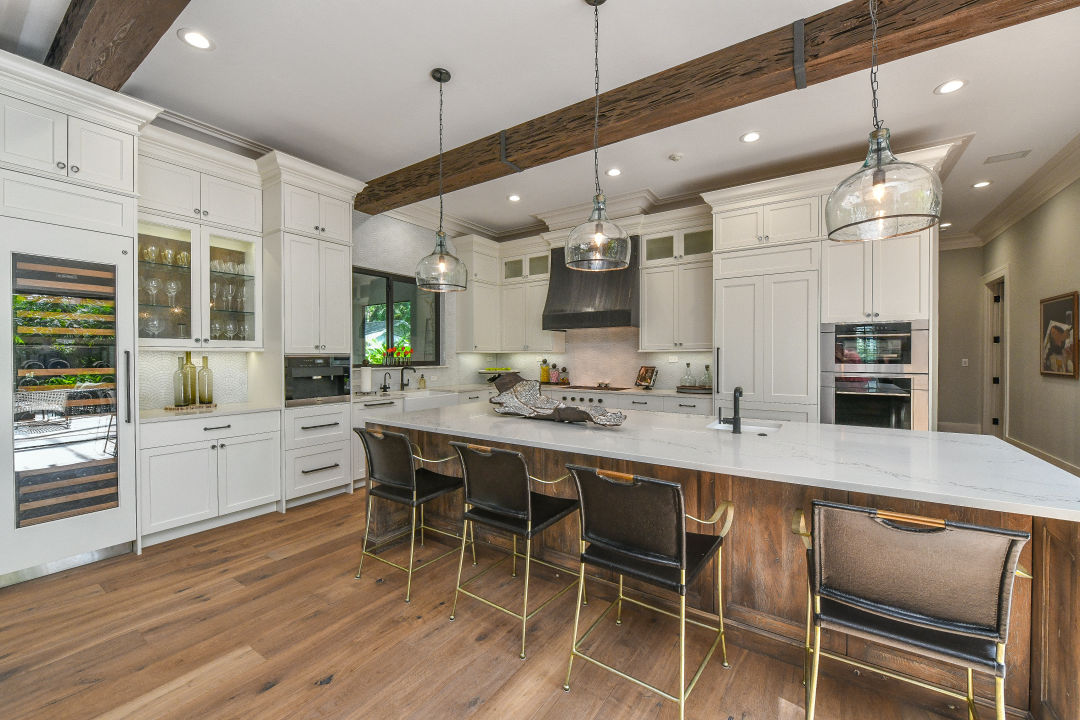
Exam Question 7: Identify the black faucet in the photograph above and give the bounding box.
[380,371,392,394]
[400,365,417,391]
[720,386,743,434]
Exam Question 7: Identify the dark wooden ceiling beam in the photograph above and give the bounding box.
[45,0,191,91]
[355,0,1080,215]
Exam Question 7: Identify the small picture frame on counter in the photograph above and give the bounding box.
[1040,291,1078,378]
[635,365,658,388]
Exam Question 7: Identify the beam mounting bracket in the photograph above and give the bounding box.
[793,19,807,90]
[499,131,522,173]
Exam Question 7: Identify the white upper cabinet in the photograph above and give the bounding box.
[715,195,820,250]
[640,266,676,350]
[639,259,711,351]
[715,207,763,251]
[1,94,134,193]
[500,284,526,350]
[499,280,563,353]
[200,173,261,232]
[641,227,713,266]
[821,230,931,323]
[676,261,713,349]
[281,183,350,243]
[139,155,261,233]
[472,252,498,284]
[318,240,352,354]
[319,194,351,243]
[470,282,501,352]
[502,250,550,283]
[283,233,321,353]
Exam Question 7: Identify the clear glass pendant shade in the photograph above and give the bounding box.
[415,231,467,292]
[825,128,942,242]
[565,195,631,271]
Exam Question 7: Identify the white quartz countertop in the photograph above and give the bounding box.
[370,403,1080,522]
[139,401,282,423]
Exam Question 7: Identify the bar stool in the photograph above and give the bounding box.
[792,500,1031,720]
[448,442,584,659]
[355,428,474,603]
[563,465,734,720]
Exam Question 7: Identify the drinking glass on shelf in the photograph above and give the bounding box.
[243,321,252,340]
[222,282,235,311]
[145,316,162,337]
[235,290,244,311]
[161,248,174,265]
[225,320,238,341]
[176,250,190,267]
[144,277,161,305]
[225,261,238,275]
[142,245,158,263]
[165,280,180,306]
[211,320,223,339]
[210,281,220,308]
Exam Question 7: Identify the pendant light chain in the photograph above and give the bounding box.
[592,2,602,198]
[869,0,882,131]
[438,78,445,236]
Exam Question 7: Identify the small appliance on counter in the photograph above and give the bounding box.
[284,355,351,407]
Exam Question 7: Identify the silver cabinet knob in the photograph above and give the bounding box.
[321,344,326,350]
[210,444,217,449]
[320,227,326,232]
[314,344,320,349]
[203,338,210,344]
[873,312,880,317]
[202,210,208,216]
[195,338,202,343]
[56,161,66,170]
[219,442,226,448]
[314,225,320,231]
[194,208,201,215]
[70,165,79,173]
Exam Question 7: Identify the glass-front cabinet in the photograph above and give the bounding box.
[502,251,550,283]
[137,214,262,350]
[642,227,713,266]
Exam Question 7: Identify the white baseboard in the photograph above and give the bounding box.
[142,502,279,548]
[937,421,981,434]
[1006,435,1080,478]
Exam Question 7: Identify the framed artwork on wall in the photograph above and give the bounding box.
[1039,291,1078,378]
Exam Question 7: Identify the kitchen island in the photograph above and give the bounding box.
[363,404,1079,719]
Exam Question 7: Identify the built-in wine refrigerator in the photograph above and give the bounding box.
[1,216,136,580]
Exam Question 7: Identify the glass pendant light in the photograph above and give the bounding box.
[825,0,942,243]
[416,68,468,292]
[565,0,630,271]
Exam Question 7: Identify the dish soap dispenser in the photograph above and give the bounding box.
[418,373,427,389]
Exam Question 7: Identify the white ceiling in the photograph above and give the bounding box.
[4,1,1079,240]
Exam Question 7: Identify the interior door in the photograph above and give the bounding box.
[715,275,764,401]
[318,241,351,354]
[1,217,136,577]
[283,234,320,353]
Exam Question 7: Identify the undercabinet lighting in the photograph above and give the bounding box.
[178,28,214,50]
[606,168,621,177]
[972,181,992,189]
[934,79,965,95]
[739,131,761,143]
[939,222,953,228]
[507,194,521,202]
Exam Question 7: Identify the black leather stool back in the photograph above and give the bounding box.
[357,429,415,491]
[450,442,531,519]
[568,465,685,569]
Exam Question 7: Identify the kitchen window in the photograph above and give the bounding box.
[352,268,441,366]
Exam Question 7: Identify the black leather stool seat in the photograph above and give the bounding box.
[817,598,1003,675]
[582,531,723,595]
[369,468,463,506]
[465,492,578,538]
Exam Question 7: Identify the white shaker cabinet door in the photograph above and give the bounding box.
[67,118,133,192]
[139,157,201,219]
[821,240,872,323]
[715,275,764,402]
[282,184,320,236]
[200,174,261,233]
[500,283,526,351]
[283,234,322,353]
[140,441,218,534]
[0,94,67,177]
[217,432,280,514]
[524,280,562,353]
[872,231,930,321]
[715,207,763,250]
[318,195,351,243]
[472,282,501,352]
[762,196,819,244]
[318,240,352,354]
[763,271,819,404]
[639,265,676,350]
[676,261,712,349]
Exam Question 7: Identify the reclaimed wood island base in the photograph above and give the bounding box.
[366,405,1080,720]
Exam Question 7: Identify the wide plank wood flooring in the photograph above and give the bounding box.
[0,492,985,719]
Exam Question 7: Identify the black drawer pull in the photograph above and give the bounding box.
[631,401,648,405]
[678,403,697,408]
[364,401,396,408]
[203,424,232,431]
[301,462,341,474]
[467,395,480,400]
[301,421,340,430]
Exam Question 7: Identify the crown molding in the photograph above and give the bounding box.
[939,233,985,252]
[256,151,365,201]
[152,110,272,158]
[0,49,160,134]
[140,125,262,187]
[638,204,712,234]
[383,203,547,241]
[535,189,660,232]
[971,131,1080,243]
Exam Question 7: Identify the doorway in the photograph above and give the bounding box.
[982,272,1007,437]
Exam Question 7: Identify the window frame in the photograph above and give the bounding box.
[352,266,442,367]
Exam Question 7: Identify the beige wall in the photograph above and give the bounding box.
[982,177,1080,469]
[937,246,985,430]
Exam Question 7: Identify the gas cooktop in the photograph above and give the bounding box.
[563,385,631,391]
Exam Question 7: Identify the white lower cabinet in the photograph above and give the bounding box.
[352,397,405,482]
[662,396,712,415]
[141,440,219,534]
[217,433,281,514]
[283,404,352,500]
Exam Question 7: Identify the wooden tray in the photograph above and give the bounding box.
[163,403,218,414]
[676,385,712,394]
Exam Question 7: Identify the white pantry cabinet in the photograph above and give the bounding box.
[715,195,820,250]
[639,259,711,351]
[283,234,351,354]
[281,183,351,244]
[0,94,133,192]
[821,230,931,323]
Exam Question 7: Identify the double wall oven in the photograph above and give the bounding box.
[821,321,929,431]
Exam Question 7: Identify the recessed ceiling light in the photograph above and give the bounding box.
[178,28,214,50]
[934,79,965,95]
[972,181,992,188]
[739,131,761,143]
[606,168,621,177]
[939,222,953,228]
[507,194,521,202]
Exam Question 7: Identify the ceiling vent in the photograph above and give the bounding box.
[984,150,1031,164]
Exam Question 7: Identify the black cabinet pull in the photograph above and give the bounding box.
[300,421,340,430]
[631,400,647,405]
[467,395,480,400]
[678,403,696,408]
[301,463,340,475]
[363,401,395,408]
[123,350,132,424]
[203,424,232,431]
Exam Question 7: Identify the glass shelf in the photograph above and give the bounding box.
[209,308,255,316]
[209,269,255,281]
[140,302,192,311]
[138,260,192,272]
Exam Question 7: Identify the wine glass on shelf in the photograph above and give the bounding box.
[224,320,238,341]
[145,315,162,337]
[161,248,174,265]
[243,321,252,341]
[144,277,161,306]
[211,320,223,340]
[165,280,180,306]
[210,281,219,309]
[142,244,158,263]
[222,282,235,311]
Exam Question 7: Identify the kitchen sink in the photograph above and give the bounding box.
[706,420,783,436]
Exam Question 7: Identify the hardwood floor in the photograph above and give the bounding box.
[0,492,995,719]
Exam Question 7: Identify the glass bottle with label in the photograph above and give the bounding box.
[197,355,214,405]
[172,356,186,407]
[182,351,198,405]
[680,363,695,387]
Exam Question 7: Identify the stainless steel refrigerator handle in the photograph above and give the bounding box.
[124,350,132,423]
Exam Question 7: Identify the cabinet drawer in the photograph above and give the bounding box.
[663,396,713,415]
[284,404,350,450]
[623,395,662,411]
[0,168,134,236]
[353,397,404,422]
[140,410,281,448]
[285,443,351,499]
[458,390,492,404]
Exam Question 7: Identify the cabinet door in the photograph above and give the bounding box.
[680,228,714,260]
[217,433,280,514]
[138,215,203,348]
[524,280,562,352]
[763,271,819,404]
[640,266,677,350]
[763,196,819,244]
[66,118,133,192]
[472,252,498,284]
[715,276,764,401]
[139,157,201,219]
[140,441,218,534]
[282,184,320,235]
[872,231,930,321]
[205,227,262,349]
[285,443,350,499]
[283,234,321,353]
[821,240,872,323]
[716,207,763,250]
[525,252,550,281]
[472,281,500,351]
[318,240,352,353]
[0,94,66,176]
[200,175,261,233]
[500,284,526,351]
[676,261,712,349]
[502,256,525,283]
[318,195,351,243]
[642,234,677,265]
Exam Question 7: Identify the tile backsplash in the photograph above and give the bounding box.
[138,351,249,409]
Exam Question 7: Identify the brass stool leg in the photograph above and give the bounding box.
[995,642,1006,720]
[512,536,518,577]
[470,513,477,565]
[718,546,730,668]
[405,506,417,603]
[966,668,976,720]
[563,544,587,692]
[678,589,687,720]
[803,585,812,687]
[615,575,624,625]
[450,519,470,621]
[420,505,425,546]
[356,491,375,579]
[519,535,532,659]
[806,616,822,720]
